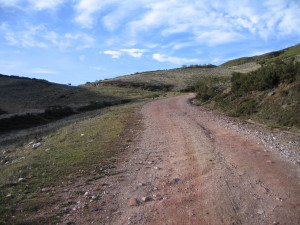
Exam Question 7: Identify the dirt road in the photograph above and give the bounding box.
[62,94,300,225]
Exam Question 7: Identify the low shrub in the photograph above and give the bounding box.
[235,99,258,115]
[190,58,300,130]
[145,93,160,99]
[195,77,230,102]
[0,100,133,133]
[101,80,174,92]
[231,59,300,96]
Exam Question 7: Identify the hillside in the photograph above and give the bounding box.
[0,74,165,134]
[221,43,300,67]
[85,62,260,91]
[193,58,300,132]
[0,75,123,115]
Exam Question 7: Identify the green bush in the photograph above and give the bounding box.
[102,80,174,91]
[145,93,160,99]
[231,59,300,96]
[235,99,258,115]
[195,77,230,102]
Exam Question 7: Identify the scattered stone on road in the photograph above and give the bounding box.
[128,198,139,206]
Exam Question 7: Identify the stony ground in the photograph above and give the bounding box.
[60,94,300,225]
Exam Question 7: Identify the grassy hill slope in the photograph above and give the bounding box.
[194,58,300,132]
[87,62,260,91]
[0,74,166,134]
[221,43,300,67]
[0,75,123,115]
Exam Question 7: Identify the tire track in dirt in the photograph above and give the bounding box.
[61,94,300,225]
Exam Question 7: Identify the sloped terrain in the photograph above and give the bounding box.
[0,75,122,115]
[221,43,300,67]
[0,74,167,134]
[193,58,300,132]
[86,62,260,91]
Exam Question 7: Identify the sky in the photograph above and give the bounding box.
[0,0,299,85]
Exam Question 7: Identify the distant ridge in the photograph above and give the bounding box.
[221,43,300,67]
[86,62,260,91]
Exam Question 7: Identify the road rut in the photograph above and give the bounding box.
[62,94,300,225]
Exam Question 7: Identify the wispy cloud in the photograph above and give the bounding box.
[28,0,63,10]
[30,68,58,74]
[120,49,146,58]
[0,23,95,50]
[0,0,63,10]
[2,24,49,48]
[103,50,122,59]
[75,0,120,28]
[74,0,300,45]
[152,53,201,65]
[103,48,146,58]
[196,31,242,46]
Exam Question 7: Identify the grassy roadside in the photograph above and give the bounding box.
[189,59,300,133]
[0,102,144,224]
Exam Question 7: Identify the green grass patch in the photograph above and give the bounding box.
[0,102,143,224]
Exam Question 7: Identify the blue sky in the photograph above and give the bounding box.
[0,0,299,85]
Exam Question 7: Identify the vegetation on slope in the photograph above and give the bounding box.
[194,58,300,131]
[0,102,143,224]
[0,75,135,115]
[222,43,300,67]
[0,74,168,134]
[90,62,259,91]
[0,74,176,223]
[0,100,133,134]
[88,80,175,92]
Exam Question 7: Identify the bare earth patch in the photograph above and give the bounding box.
[60,94,300,225]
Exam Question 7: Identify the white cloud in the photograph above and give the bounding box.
[0,0,63,10]
[103,50,122,58]
[73,0,300,46]
[121,49,146,58]
[0,0,22,7]
[152,53,201,65]
[30,68,58,74]
[103,48,146,58]
[196,30,242,46]
[2,24,49,48]
[0,23,94,50]
[146,43,159,49]
[277,1,300,35]
[28,0,63,10]
[75,0,120,28]
[64,33,95,50]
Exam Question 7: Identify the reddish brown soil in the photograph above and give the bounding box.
[61,94,300,225]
